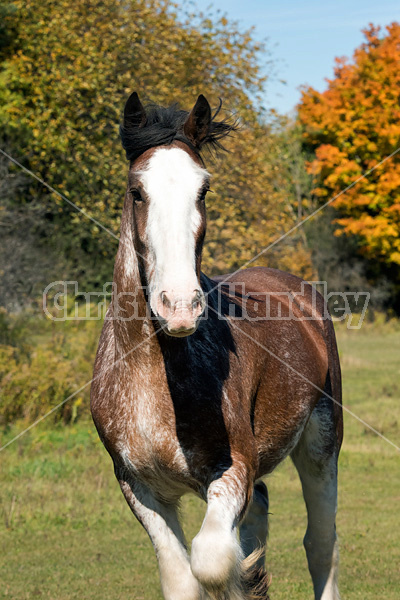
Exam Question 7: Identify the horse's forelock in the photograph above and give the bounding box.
[120,100,238,163]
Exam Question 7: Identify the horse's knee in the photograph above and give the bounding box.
[190,515,239,588]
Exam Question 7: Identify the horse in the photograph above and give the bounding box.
[90,92,343,600]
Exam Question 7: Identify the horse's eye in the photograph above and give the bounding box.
[198,188,209,204]
[131,189,144,205]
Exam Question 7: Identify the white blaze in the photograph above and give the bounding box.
[138,147,208,318]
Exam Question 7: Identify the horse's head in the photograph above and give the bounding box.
[120,92,233,337]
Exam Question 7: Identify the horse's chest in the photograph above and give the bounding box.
[114,390,196,490]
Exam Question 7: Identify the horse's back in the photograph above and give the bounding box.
[212,266,326,317]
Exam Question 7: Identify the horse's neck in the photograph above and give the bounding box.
[112,195,152,352]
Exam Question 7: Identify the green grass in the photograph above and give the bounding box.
[1,319,399,599]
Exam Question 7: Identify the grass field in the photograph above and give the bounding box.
[1,318,399,599]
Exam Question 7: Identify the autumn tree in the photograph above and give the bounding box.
[299,23,400,285]
[0,0,312,304]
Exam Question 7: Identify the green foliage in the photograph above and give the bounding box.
[0,307,101,426]
[0,1,18,61]
[0,0,313,295]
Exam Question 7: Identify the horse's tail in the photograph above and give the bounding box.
[324,312,343,450]
[241,548,270,600]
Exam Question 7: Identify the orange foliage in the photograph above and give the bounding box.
[298,23,400,265]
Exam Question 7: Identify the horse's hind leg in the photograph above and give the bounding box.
[291,398,341,600]
[116,470,200,600]
[239,481,269,570]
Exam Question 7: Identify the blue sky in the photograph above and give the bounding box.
[176,0,400,114]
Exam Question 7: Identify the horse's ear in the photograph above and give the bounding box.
[183,94,211,147]
[123,91,147,128]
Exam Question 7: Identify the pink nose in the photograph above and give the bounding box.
[156,289,205,335]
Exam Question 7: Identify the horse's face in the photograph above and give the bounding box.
[125,94,212,337]
[129,145,207,336]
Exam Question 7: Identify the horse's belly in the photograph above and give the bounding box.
[255,411,310,476]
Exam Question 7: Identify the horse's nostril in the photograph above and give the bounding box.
[160,291,171,309]
[159,290,204,315]
[192,289,204,310]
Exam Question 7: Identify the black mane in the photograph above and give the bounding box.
[120,100,238,162]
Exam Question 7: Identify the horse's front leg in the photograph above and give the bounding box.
[116,468,200,600]
[239,480,269,570]
[190,457,256,595]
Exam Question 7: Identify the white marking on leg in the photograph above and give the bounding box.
[119,477,200,600]
[190,461,249,593]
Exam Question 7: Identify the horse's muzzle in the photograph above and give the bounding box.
[155,289,206,336]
